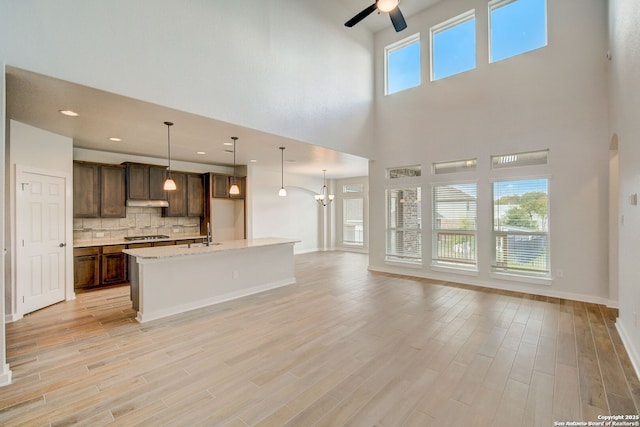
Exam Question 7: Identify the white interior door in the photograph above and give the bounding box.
[17,171,67,314]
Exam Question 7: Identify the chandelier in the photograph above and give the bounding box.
[314,170,334,207]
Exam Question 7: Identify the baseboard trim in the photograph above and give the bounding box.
[0,363,12,387]
[5,313,22,323]
[368,264,612,307]
[616,321,640,382]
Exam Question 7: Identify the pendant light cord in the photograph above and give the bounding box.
[164,121,173,178]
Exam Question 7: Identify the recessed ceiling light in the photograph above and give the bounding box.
[223,142,233,146]
[197,151,206,155]
[250,159,257,163]
[108,137,122,142]
[59,109,79,117]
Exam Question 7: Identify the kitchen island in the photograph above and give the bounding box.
[124,237,299,322]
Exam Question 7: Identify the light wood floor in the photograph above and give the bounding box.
[1,252,638,426]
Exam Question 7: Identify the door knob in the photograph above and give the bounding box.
[59,243,66,247]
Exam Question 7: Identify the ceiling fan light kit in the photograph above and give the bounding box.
[345,0,407,32]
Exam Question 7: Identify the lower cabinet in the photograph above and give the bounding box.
[74,245,128,291]
[101,245,127,285]
[73,247,101,290]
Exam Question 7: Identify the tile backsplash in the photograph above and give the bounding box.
[73,207,201,242]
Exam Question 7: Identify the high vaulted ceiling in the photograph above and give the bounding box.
[6,1,442,179]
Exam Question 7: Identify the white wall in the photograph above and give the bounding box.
[0,63,11,385]
[6,121,74,320]
[0,0,374,159]
[247,165,324,254]
[608,0,640,377]
[369,0,611,304]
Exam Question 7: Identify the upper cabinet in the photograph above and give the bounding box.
[73,162,100,218]
[164,172,188,217]
[163,172,204,217]
[187,174,204,217]
[100,165,126,218]
[211,174,245,199]
[149,166,168,200]
[124,162,168,201]
[73,161,125,218]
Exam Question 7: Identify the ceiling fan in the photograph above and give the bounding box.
[345,0,407,32]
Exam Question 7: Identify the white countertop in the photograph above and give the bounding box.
[123,237,299,260]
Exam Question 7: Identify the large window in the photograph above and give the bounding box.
[430,10,476,81]
[493,178,549,276]
[343,198,364,247]
[489,0,547,63]
[386,187,422,264]
[385,34,421,95]
[432,183,477,269]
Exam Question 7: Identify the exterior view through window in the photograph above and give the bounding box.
[343,198,364,247]
[489,0,547,63]
[385,34,421,95]
[386,187,422,263]
[431,11,476,81]
[493,178,549,275]
[432,183,477,269]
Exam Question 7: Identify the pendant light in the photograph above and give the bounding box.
[163,121,177,191]
[278,146,287,197]
[229,137,240,195]
[315,169,334,206]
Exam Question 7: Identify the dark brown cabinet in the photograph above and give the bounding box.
[162,173,204,217]
[126,163,149,200]
[101,245,127,285]
[230,176,245,199]
[73,247,101,291]
[100,165,126,218]
[149,166,168,200]
[73,161,125,218]
[187,174,204,217]
[125,162,168,201]
[164,172,187,217]
[211,174,245,199]
[73,162,100,218]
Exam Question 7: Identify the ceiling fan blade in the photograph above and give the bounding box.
[345,3,378,27]
[389,7,407,32]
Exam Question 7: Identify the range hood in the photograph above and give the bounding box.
[126,199,169,208]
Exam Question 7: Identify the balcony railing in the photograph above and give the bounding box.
[434,231,477,266]
[494,231,549,274]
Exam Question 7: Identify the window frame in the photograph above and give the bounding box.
[342,196,365,248]
[488,0,548,64]
[384,33,421,96]
[491,176,551,278]
[431,181,478,271]
[385,185,423,265]
[430,9,477,82]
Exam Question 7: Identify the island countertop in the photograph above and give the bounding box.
[123,237,300,261]
[126,237,299,322]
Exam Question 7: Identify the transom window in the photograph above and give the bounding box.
[385,33,421,95]
[430,10,476,81]
[433,158,477,175]
[491,149,549,169]
[387,165,422,179]
[489,0,547,63]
